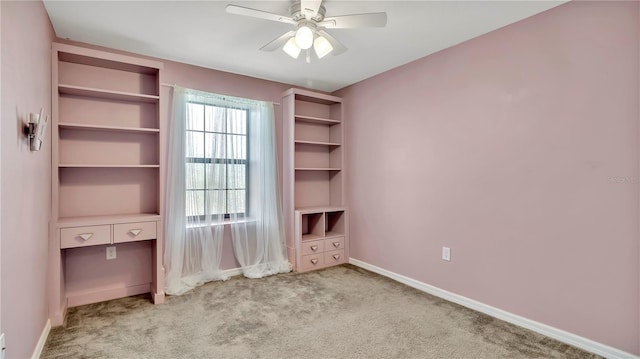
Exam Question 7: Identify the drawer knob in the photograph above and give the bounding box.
[310,245,318,251]
[128,229,142,237]
[332,242,340,248]
[310,258,318,264]
[333,254,341,260]
[78,233,93,241]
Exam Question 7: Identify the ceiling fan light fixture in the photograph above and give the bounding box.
[313,35,333,58]
[294,25,314,50]
[283,37,301,58]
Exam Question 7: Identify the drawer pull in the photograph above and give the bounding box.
[333,254,341,260]
[128,229,142,237]
[78,233,93,241]
[332,242,340,248]
[310,245,318,252]
[310,258,318,264]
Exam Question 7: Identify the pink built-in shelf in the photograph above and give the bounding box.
[294,115,341,125]
[59,122,159,133]
[57,213,161,228]
[295,167,341,171]
[59,84,160,103]
[58,164,160,168]
[294,140,341,146]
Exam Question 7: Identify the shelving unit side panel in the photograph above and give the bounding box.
[58,168,159,218]
[295,171,331,208]
[59,95,158,129]
[283,94,296,249]
[294,100,331,119]
[59,129,159,166]
[329,171,344,206]
[329,122,342,145]
[330,103,342,122]
[329,146,342,169]
[59,61,159,96]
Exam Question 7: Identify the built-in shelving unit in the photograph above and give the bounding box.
[49,43,165,326]
[283,88,348,272]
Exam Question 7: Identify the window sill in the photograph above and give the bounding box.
[186,217,257,229]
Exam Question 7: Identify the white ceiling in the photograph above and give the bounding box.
[43,1,566,92]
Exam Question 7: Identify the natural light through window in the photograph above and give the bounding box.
[185,102,248,218]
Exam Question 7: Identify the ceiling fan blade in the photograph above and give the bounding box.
[317,30,347,56]
[319,12,387,29]
[301,0,323,20]
[260,30,296,51]
[225,5,296,25]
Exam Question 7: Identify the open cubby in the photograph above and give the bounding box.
[58,167,159,218]
[325,211,346,238]
[58,128,159,166]
[59,94,158,129]
[294,143,341,169]
[58,60,159,96]
[301,213,325,241]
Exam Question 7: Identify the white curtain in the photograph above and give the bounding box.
[164,86,290,295]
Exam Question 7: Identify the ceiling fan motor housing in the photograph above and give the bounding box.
[290,1,326,22]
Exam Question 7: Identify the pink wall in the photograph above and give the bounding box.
[62,47,292,294]
[336,1,639,355]
[1,1,54,357]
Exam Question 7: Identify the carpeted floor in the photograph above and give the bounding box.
[42,264,600,359]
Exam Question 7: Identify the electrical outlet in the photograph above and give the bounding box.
[442,247,451,262]
[106,246,116,260]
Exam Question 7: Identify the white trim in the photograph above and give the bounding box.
[31,319,51,359]
[221,267,244,278]
[349,258,638,359]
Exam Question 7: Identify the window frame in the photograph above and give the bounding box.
[185,101,249,221]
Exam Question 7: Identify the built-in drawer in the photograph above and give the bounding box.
[324,237,344,251]
[60,225,111,249]
[301,239,324,256]
[301,254,324,271]
[324,249,345,266]
[113,221,157,243]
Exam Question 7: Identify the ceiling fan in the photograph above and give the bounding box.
[226,0,387,62]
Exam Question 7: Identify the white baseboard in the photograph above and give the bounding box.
[221,267,244,278]
[31,319,51,359]
[348,258,638,359]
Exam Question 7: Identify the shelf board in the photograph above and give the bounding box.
[57,213,161,228]
[294,115,341,125]
[295,206,347,214]
[58,84,160,103]
[59,164,160,168]
[295,167,341,171]
[283,88,342,105]
[301,233,324,241]
[325,231,345,239]
[294,140,341,147]
[59,122,160,134]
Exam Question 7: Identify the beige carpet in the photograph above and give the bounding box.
[42,264,600,358]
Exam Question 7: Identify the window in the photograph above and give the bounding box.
[185,102,247,218]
